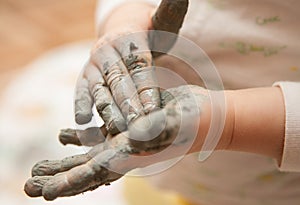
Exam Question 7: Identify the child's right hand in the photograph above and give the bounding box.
[74,0,189,135]
[74,3,158,134]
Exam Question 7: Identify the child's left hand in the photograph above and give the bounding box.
[24,85,213,201]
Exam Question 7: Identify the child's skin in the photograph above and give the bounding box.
[93,2,286,163]
[24,1,286,200]
[74,0,188,131]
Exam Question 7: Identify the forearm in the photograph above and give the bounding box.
[228,87,285,162]
[191,87,285,163]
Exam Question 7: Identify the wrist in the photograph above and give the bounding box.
[190,90,235,153]
[227,87,285,162]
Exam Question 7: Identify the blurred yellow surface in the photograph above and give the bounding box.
[124,177,194,205]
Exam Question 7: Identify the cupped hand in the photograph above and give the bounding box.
[24,85,209,201]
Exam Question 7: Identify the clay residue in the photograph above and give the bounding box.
[24,85,206,201]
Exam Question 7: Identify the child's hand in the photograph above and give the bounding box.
[24,85,212,201]
[25,84,285,200]
[74,0,189,135]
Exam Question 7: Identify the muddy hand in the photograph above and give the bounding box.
[74,0,189,135]
[24,131,133,201]
[24,85,208,201]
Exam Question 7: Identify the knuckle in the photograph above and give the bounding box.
[124,53,151,74]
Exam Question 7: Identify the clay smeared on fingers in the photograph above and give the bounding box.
[59,127,107,146]
[85,63,127,134]
[74,77,94,124]
[92,45,145,123]
[30,138,114,178]
[114,34,161,113]
[131,66,160,113]
[125,52,160,113]
[31,154,92,177]
[110,74,144,122]
[25,85,207,200]
[24,176,52,197]
[150,0,189,57]
[25,0,192,200]
[25,133,133,200]
[93,84,127,134]
[39,162,122,201]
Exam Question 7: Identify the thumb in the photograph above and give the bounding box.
[128,109,170,152]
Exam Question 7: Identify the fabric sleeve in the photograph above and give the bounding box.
[95,0,160,33]
[273,81,300,172]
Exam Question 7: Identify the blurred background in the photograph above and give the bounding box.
[0,0,96,94]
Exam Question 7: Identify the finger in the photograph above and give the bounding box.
[92,44,145,123]
[59,127,107,146]
[25,163,120,200]
[160,89,175,106]
[25,133,135,200]
[41,151,124,201]
[113,32,161,113]
[31,154,92,177]
[31,142,107,177]
[74,65,94,124]
[24,176,52,197]
[152,0,189,33]
[150,0,189,57]
[85,62,127,135]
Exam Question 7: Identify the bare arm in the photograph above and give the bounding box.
[179,86,285,164]
[24,85,285,200]
[226,87,285,163]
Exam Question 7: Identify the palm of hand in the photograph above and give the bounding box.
[24,85,207,200]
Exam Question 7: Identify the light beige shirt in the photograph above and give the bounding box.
[97,0,300,204]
